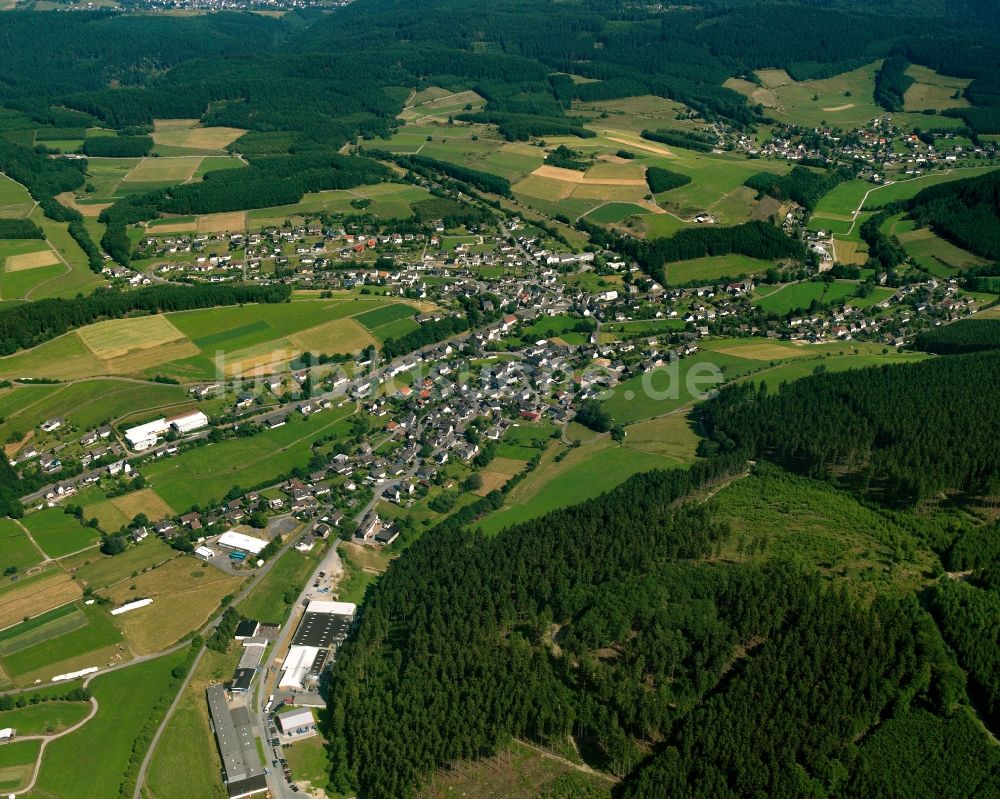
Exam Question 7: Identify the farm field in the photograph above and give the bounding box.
[0,297,418,381]
[0,173,34,217]
[151,119,246,154]
[83,489,177,536]
[99,557,242,653]
[584,202,650,224]
[602,350,764,425]
[246,182,431,226]
[27,648,191,799]
[0,570,82,642]
[896,227,987,275]
[0,601,123,684]
[495,422,556,461]
[123,156,203,184]
[664,254,774,285]
[479,437,683,535]
[72,538,178,592]
[598,317,686,343]
[0,739,41,793]
[21,508,101,559]
[0,518,43,573]
[0,700,91,736]
[752,280,860,315]
[861,166,999,208]
[144,404,356,510]
[902,64,970,112]
[0,379,189,449]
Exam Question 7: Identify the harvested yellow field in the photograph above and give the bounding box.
[152,119,246,150]
[5,249,59,271]
[124,157,203,183]
[711,342,810,361]
[108,489,175,522]
[624,414,700,463]
[113,576,241,654]
[821,103,855,112]
[512,174,575,201]
[603,134,674,157]
[531,165,647,186]
[103,560,242,654]
[196,211,246,234]
[0,573,82,630]
[146,220,198,235]
[723,77,779,109]
[833,239,868,266]
[488,457,528,476]
[288,318,377,354]
[756,68,794,88]
[101,339,199,374]
[56,192,109,218]
[77,314,188,360]
[473,471,511,496]
[223,338,296,377]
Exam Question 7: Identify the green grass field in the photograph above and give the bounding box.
[354,302,417,330]
[21,509,100,559]
[0,173,34,217]
[1,602,122,679]
[72,539,178,592]
[0,739,41,792]
[479,440,682,535]
[602,350,763,425]
[897,227,986,275]
[23,521,87,570]
[0,519,43,573]
[0,379,189,445]
[285,735,330,792]
[29,648,190,799]
[0,701,91,736]
[144,648,231,799]
[495,422,556,460]
[584,202,650,224]
[862,167,999,209]
[752,281,860,315]
[144,405,355,511]
[237,546,319,623]
[665,254,774,286]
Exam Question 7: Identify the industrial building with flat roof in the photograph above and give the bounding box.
[217,530,270,556]
[279,601,356,691]
[206,684,267,798]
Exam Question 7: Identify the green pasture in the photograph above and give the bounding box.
[143,405,356,511]
[665,254,774,286]
[21,509,100,559]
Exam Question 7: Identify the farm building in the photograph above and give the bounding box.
[276,707,314,735]
[206,685,267,798]
[124,418,170,451]
[217,530,269,556]
[167,409,209,434]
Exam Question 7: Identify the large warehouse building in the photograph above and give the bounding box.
[278,600,355,691]
[206,684,267,798]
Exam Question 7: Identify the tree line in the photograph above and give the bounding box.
[579,218,805,284]
[698,350,1000,504]
[745,165,853,212]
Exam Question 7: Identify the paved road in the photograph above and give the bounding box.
[249,540,344,799]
